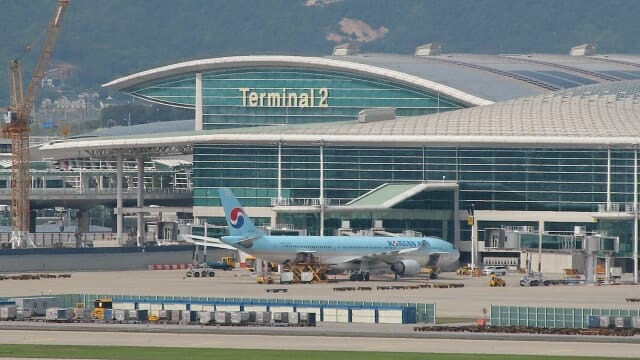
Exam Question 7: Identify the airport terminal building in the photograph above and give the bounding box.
[43,44,640,268]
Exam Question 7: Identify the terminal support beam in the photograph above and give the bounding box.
[635,146,638,284]
[195,72,203,131]
[136,155,144,247]
[319,143,324,236]
[607,147,611,210]
[116,152,123,245]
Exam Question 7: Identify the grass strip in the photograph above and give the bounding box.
[0,344,629,360]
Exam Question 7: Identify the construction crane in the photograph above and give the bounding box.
[3,0,69,247]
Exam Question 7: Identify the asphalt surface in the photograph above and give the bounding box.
[1,269,640,358]
[1,328,640,357]
[1,269,638,318]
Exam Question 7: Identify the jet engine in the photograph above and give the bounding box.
[390,259,421,276]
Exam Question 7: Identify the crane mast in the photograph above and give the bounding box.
[3,0,69,247]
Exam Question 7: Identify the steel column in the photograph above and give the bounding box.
[116,152,123,245]
[136,155,144,247]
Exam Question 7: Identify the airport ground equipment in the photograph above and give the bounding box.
[284,262,327,283]
[489,274,506,287]
[204,256,234,271]
[456,265,472,276]
[256,274,274,284]
[3,0,69,248]
[520,272,582,286]
[421,266,439,279]
[92,298,112,320]
[185,263,216,277]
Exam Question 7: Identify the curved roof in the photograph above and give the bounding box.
[41,80,640,158]
[231,80,640,140]
[103,55,492,107]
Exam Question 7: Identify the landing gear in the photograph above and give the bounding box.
[349,271,370,281]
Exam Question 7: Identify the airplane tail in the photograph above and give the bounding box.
[218,188,263,238]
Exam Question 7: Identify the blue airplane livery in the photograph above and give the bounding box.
[184,188,460,281]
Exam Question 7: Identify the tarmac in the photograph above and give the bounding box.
[1,269,638,318]
[2,269,640,358]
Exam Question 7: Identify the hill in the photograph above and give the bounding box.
[0,0,639,106]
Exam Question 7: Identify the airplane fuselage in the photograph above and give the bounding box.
[222,234,459,271]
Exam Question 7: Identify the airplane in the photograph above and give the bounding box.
[184,188,460,281]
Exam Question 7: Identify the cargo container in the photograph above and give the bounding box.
[288,312,299,324]
[280,271,294,284]
[273,312,288,323]
[247,311,257,323]
[169,310,182,323]
[300,272,313,284]
[215,311,231,324]
[231,311,250,324]
[300,312,316,326]
[614,316,632,329]
[157,310,168,320]
[600,315,612,328]
[11,297,57,316]
[103,309,114,322]
[46,308,72,322]
[587,315,600,328]
[181,310,198,324]
[0,305,17,320]
[128,310,148,322]
[114,309,130,322]
[199,311,214,324]
[73,308,91,322]
[255,311,271,324]
[632,317,640,329]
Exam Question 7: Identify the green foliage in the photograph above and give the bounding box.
[0,0,639,106]
[0,345,629,360]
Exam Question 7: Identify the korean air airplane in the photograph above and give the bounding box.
[185,188,460,281]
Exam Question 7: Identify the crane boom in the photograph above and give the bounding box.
[3,0,69,245]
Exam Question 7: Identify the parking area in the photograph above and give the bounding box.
[1,269,639,318]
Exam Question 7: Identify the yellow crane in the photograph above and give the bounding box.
[3,0,69,246]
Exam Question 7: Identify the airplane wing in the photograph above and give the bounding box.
[325,240,430,265]
[181,234,238,250]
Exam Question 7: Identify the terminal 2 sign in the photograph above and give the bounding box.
[239,88,329,108]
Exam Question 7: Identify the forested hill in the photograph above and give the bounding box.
[1,0,639,104]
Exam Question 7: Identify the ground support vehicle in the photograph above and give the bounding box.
[456,265,472,276]
[421,266,440,279]
[185,263,216,278]
[92,298,112,320]
[204,257,234,271]
[489,274,506,287]
[520,272,582,286]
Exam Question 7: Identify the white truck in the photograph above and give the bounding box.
[185,263,216,278]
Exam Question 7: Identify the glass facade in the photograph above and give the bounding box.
[127,68,466,129]
[194,144,638,255]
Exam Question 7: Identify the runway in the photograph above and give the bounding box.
[1,329,640,358]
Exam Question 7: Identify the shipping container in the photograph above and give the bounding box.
[199,311,214,324]
[11,297,57,316]
[215,311,231,324]
[600,315,612,328]
[273,312,288,323]
[614,316,632,329]
[103,309,114,322]
[231,311,250,324]
[632,317,640,329]
[300,312,316,326]
[181,310,198,324]
[0,305,17,320]
[587,315,600,328]
[300,272,313,283]
[114,309,129,322]
[255,311,271,324]
[288,312,299,324]
[280,271,294,284]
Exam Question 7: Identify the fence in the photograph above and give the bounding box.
[4,293,436,324]
[491,305,640,328]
